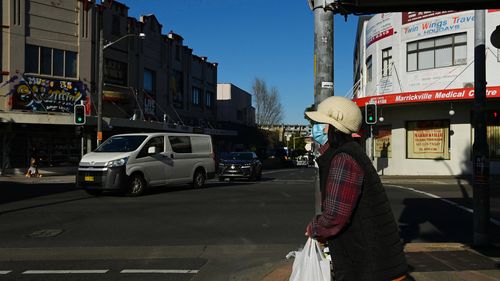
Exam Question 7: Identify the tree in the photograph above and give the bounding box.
[252,78,284,126]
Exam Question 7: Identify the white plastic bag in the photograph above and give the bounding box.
[288,238,331,281]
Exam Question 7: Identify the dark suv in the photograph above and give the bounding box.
[218,152,262,181]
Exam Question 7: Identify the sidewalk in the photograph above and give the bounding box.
[0,166,77,177]
[261,175,500,281]
[261,243,500,281]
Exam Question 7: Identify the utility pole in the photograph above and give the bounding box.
[472,9,490,247]
[308,0,334,214]
[97,7,104,147]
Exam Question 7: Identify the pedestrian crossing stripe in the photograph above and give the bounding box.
[121,269,199,274]
[16,269,199,275]
[0,271,12,274]
[23,270,109,274]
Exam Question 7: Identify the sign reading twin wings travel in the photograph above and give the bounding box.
[401,11,474,40]
[353,86,500,106]
[402,11,456,24]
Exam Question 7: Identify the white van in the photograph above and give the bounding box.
[77,132,215,196]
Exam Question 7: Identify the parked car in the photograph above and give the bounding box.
[218,152,262,181]
[293,156,309,167]
[77,133,215,196]
[262,147,294,169]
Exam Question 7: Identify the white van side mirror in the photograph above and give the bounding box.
[148,146,157,154]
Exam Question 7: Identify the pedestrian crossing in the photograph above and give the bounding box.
[0,258,205,280]
[1,268,199,275]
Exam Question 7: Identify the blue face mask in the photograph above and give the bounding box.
[312,124,328,145]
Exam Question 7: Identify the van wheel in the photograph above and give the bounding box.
[85,189,103,196]
[127,174,146,197]
[192,169,206,188]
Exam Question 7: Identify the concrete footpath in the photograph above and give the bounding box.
[260,175,500,281]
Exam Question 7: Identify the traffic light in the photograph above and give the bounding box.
[365,103,377,124]
[74,104,86,125]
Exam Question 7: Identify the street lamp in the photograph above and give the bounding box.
[97,32,146,146]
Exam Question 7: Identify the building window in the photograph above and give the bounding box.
[406,120,450,160]
[407,32,467,72]
[104,59,128,86]
[366,55,373,82]
[175,45,180,61]
[192,87,201,105]
[25,45,39,73]
[112,15,121,36]
[40,47,52,75]
[375,125,392,158]
[205,91,213,108]
[65,51,77,78]
[382,48,392,77]
[25,44,78,78]
[143,69,155,93]
[53,49,64,77]
[487,110,500,160]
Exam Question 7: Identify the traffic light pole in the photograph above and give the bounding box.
[472,10,490,247]
[97,8,104,147]
[309,0,334,215]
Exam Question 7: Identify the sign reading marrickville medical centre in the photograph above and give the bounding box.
[353,86,500,106]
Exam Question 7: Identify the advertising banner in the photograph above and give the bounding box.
[407,120,450,160]
[402,11,456,24]
[11,76,86,113]
[366,13,394,48]
[401,11,474,40]
[353,86,500,106]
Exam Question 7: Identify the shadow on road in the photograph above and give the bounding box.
[142,176,278,197]
[0,181,79,205]
[398,197,475,244]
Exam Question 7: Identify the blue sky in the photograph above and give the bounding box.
[121,0,359,124]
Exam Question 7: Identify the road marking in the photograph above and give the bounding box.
[23,270,109,274]
[388,184,500,227]
[262,169,299,175]
[271,179,314,183]
[0,271,12,274]
[121,269,199,274]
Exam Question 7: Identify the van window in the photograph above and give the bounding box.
[95,136,147,152]
[168,136,192,153]
[137,136,164,158]
[191,136,210,153]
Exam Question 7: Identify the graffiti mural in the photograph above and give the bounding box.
[11,75,87,113]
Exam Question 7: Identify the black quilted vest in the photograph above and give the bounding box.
[316,141,408,281]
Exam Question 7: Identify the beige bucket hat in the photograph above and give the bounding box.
[305,96,362,134]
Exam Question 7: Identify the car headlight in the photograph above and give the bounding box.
[107,157,128,168]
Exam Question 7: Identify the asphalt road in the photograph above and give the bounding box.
[0,168,498,281]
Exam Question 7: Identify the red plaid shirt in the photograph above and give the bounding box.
[307,143,364,242]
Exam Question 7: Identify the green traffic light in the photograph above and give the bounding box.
[369,117,373,121]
